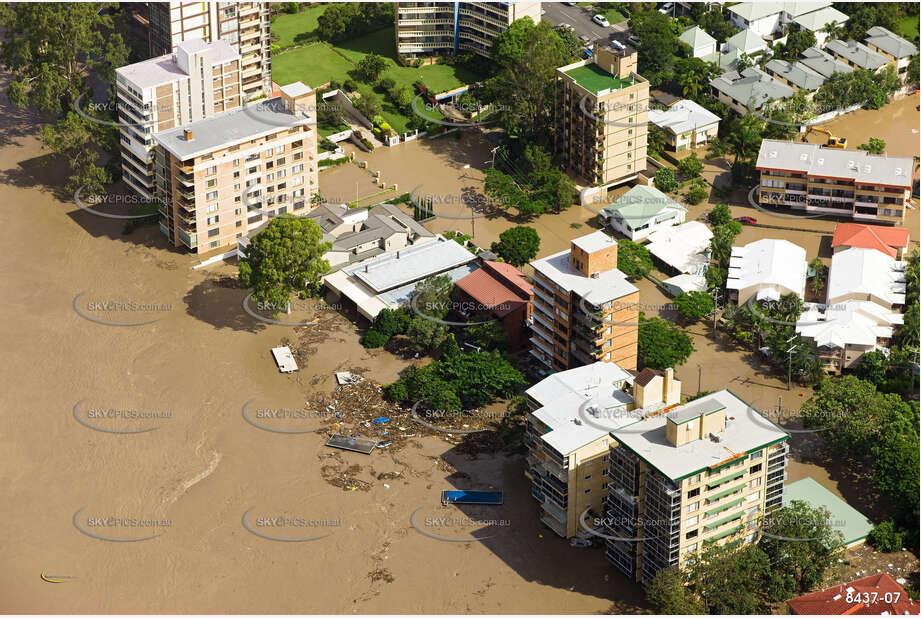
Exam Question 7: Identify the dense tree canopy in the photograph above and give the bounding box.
[638,313,695,370]
[491,226,540,267]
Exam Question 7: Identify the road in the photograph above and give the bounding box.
[541,2,630,46]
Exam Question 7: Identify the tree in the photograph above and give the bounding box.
[908,55,919,90]
[554,24,583,61]
[316,3,394,42]
[491,226,540,267]
[773,26,816,61]
[759,500,845,600]
[406,316,448,352]
[629,9,679,74]
[356,53,388,83]
[854,349,889,385]
[868,520,907,552]
[677,152,704,179]
[653,168,679,193]
[390,84,413,111]
[361,329,389,348]
[647,124,666,156]
[709,221,742,266]
[685,180,709,205]
[481,18,570,148]
[858,137,886,154]
[644,567,706,614]
[355,90,382,119]
[412,274,454,320]
[697,8,738,44]
[690,544,771,614]
[638,313,695,370]
[616,239,654,280]
[707,203,732,226]
[705,266,727,291]
[809,256,826,297]
[464,320,507,351]
[238,217,331,309]
[674,291,714,322]
[725,113,764,163]
[0,3,129,194]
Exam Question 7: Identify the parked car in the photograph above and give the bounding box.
[734,216,758,225]
[563,1,578,5]
[658,2,674,14]
[592,14,610,27]
[558,22,573,30]
[627,34,640,45]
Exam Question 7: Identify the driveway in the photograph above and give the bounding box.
[541,3,629,45]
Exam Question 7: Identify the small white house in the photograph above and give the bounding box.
[601,185,686,241]
[648,99,721,151]
[680,26,717,58]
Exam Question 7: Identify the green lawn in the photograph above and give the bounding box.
[270,4,326,50]
[597,7,626,24]
[271,43,356,89]
[896,15,920,44]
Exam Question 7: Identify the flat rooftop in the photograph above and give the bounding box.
[153,96,310,160]
[531,249,638,306]
[346,236,476,293]
[756,139,914,188]
[116,40,239,89]
[611,390,789,482]
[564,63,635,95]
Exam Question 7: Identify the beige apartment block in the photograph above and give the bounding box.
[152,82,319,254]
[605,391,789,581]
[395,2,541,62]
[530,231,640,372]
[115,40,242,199]
[148,2,271,97]
[525,363,681,538]
[756,139,914,224]
[555,44,649,191]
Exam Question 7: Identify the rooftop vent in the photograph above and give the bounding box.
[183,128,194,141]
[799,153,808,161]
[769,150,777,158]
[591,271,601,279]
[895,167,903,175]
[709,432,722,443]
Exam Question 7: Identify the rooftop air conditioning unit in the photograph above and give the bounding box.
[709,432,722,442]
[591,272,601,279]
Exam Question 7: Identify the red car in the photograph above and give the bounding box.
[734,216,757,225]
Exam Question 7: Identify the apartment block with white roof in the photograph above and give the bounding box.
[756,139,914,223]
[727,238,807,305]
[115,40,242,198]
[605,390,789,581]
[529,232,640,372]
[525,363,681,538]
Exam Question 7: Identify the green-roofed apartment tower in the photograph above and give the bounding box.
[603,389,790,581]
[555,43,649,193]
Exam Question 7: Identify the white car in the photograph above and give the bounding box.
[592,14,610,27]
[628,34,640,45]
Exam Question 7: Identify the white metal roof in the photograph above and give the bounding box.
[116,40,239,90]
[663,273,708,294]
[347,236,476,293]
[797,300,903,349]
[727,238,807,299]
[648,99,721,135]
[531,248,638,306]
[756,139,914,188]
[826,247,907,307]
[571,230,617,254]
[645,221,713,275]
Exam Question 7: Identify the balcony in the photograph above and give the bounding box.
[177,227,197,250]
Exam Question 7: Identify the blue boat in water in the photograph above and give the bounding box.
[441,490,503,505]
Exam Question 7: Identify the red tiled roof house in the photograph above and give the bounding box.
[832,223,911,259]
[787,573,920,615]
[454,261,533,348]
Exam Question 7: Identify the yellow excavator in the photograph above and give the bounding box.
[802,126,848,149]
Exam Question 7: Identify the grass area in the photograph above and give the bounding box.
[896,15,920,44]
[270,4,326,50]
[318,121,350,139]
[272,25,484,135]
[596,7,626,24]
[272,43,356,88]
[564,63,632,94]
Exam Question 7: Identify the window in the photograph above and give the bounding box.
[206,165,217,176]
[687,488,700,499]
[601,439,608,448]
[584,489,591,494]
[749,478,761,488]
[749,464,762,474]
[210,240,218,248]
[206,215,219,225]
[687,502,698,513]
[233,159,240,167]
[233,171,240,179]
[749,450,762,461]
[277,144,285,153]
[206,179,216,188]
[746,491,760,502]
[685,543,697,553]
[264,148,274,157]
[689,474,701,484]
[208,228,219,238]
[234,184,241,191]
[685,515,698,526]
[206,190,218,201]
[276,157,286,166]
[266,173,275,181]
[685,529,698,539]
[206,203,218,213]
[234,208,242,216]
[585,474,592,480]
[292,163,304,173]
[248,166,259,174]
[236,220,242,228]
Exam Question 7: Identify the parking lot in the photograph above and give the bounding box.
[541,2,630,46]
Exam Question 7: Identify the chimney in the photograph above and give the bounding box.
[396,250,400,259]
[183,128,194,141]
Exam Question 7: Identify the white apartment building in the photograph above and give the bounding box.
[115,40,242,199]
[148,2,271,97]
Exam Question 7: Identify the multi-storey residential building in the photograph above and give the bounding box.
[525,363,681,538]
[152,82,318,254]
[530,231,640,372]
[115,40,242,199]
[555,44,649,191]
[864,26,920,84]
[148,2,271,97]
[605,390,789,581]
[395,2,542,62]
[756,139,914,223]
[825,39,889,73]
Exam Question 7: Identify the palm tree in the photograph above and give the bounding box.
[679,67,705,99]
[823,21,845,42]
